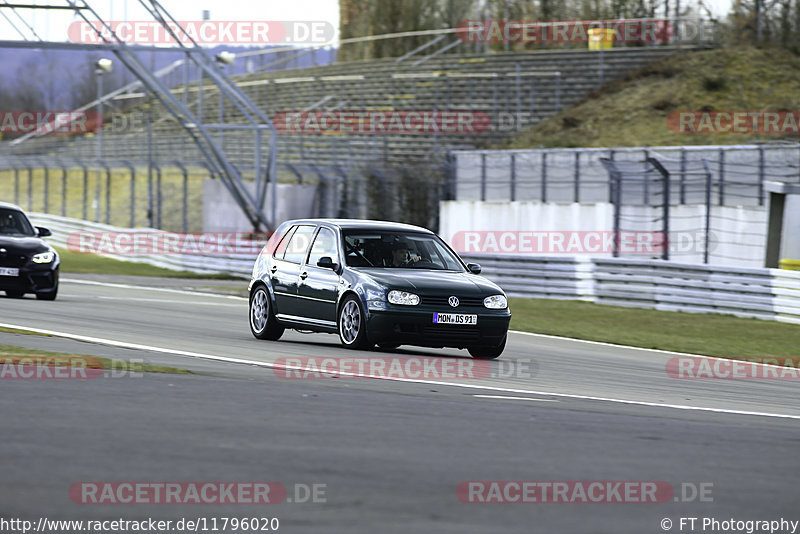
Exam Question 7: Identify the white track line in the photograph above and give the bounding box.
[0,321,798,420]
[473,395,558,402]
[94,296,240,306]
[61,278,246,300]
[62,277,794,372]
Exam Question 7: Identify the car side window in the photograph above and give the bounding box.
[272,226,297,259]
[307,227,338,267]
[282,225,316,264]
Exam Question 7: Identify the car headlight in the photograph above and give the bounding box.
[483,295,508,309]
[32,251,56,264]
[388,290,420,306]
[366,289,387,310]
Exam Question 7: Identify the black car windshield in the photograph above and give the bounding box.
[0,208,36,237]
[343,231,464,270]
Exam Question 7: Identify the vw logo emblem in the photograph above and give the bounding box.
[448,296,459,307]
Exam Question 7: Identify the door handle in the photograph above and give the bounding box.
[299,271,308,280]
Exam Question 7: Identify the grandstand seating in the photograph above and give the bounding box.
[5,45,703,166]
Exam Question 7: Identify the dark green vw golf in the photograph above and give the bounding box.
[248,219,510,359]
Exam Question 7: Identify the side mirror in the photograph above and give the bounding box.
[36,227,52,237]
[317,256,338,270]
[467,263,482,274]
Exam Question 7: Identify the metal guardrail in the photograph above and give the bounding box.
[31,213,800,324]
[29,213,258,278]
[461,254,800,325]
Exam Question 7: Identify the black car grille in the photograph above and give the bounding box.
[0,252,28,267]
[421,325,482,343]
[421,295,485,308]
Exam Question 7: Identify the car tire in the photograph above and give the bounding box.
[36,280,58,301]
[249,286,284,341]
[338,295,371,350]
[5,290,25,298]
[468,334,507,360]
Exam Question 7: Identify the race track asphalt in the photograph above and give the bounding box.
[0,275,798,533]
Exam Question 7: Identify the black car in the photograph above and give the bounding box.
[248,219,510,359]
[0,202,59,300]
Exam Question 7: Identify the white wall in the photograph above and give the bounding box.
[440,200,768,268]
[203,180,319,232]
[781,195,800,260]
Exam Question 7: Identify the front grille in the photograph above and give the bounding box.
[0,253,28,267]
[421,295,485,308]
[421,325,482,343]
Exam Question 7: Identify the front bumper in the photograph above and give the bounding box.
[0,263,59,295]
[366,306,511,349]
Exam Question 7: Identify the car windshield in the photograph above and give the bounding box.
[0,208,36,237]
[343,230,464,270]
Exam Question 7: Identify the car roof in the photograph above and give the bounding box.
[0,201,25,212]
[284,218,434,234]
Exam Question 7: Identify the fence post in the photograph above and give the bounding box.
[480,153,487,201]
[758,146,765,206]
[510,153,516,201]
[718,148,725,206]
[105,164,112,225]
[27,165,33,212]
[53,159,67,217]
[44,163,50,214]
[541,152,548,203]
[155,164,163,229]
[171,161,189,233]
[94,166,101,223]
[613,168,621,257]
[37,159,50,214]
[643,149,650,205]
[13,167,19,206]
[79,162,88,221]
[574,151,580,203]
[702,159,712,264]
[608,149,615,202]
[646,157,671,260]
[183,169,188,233]
[679,148,686,204]
[445,152,457,201]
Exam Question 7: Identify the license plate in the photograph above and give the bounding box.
[0,267,19,277]
[433,313,477,325]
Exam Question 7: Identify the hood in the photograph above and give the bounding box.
[355,268,503,295]
[0,236,50,255]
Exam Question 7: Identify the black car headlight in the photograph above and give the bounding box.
[32,251,56,264]
[388,290,420,306]
[483,295,508,309]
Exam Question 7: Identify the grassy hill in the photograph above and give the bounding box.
[499,47,800,148]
